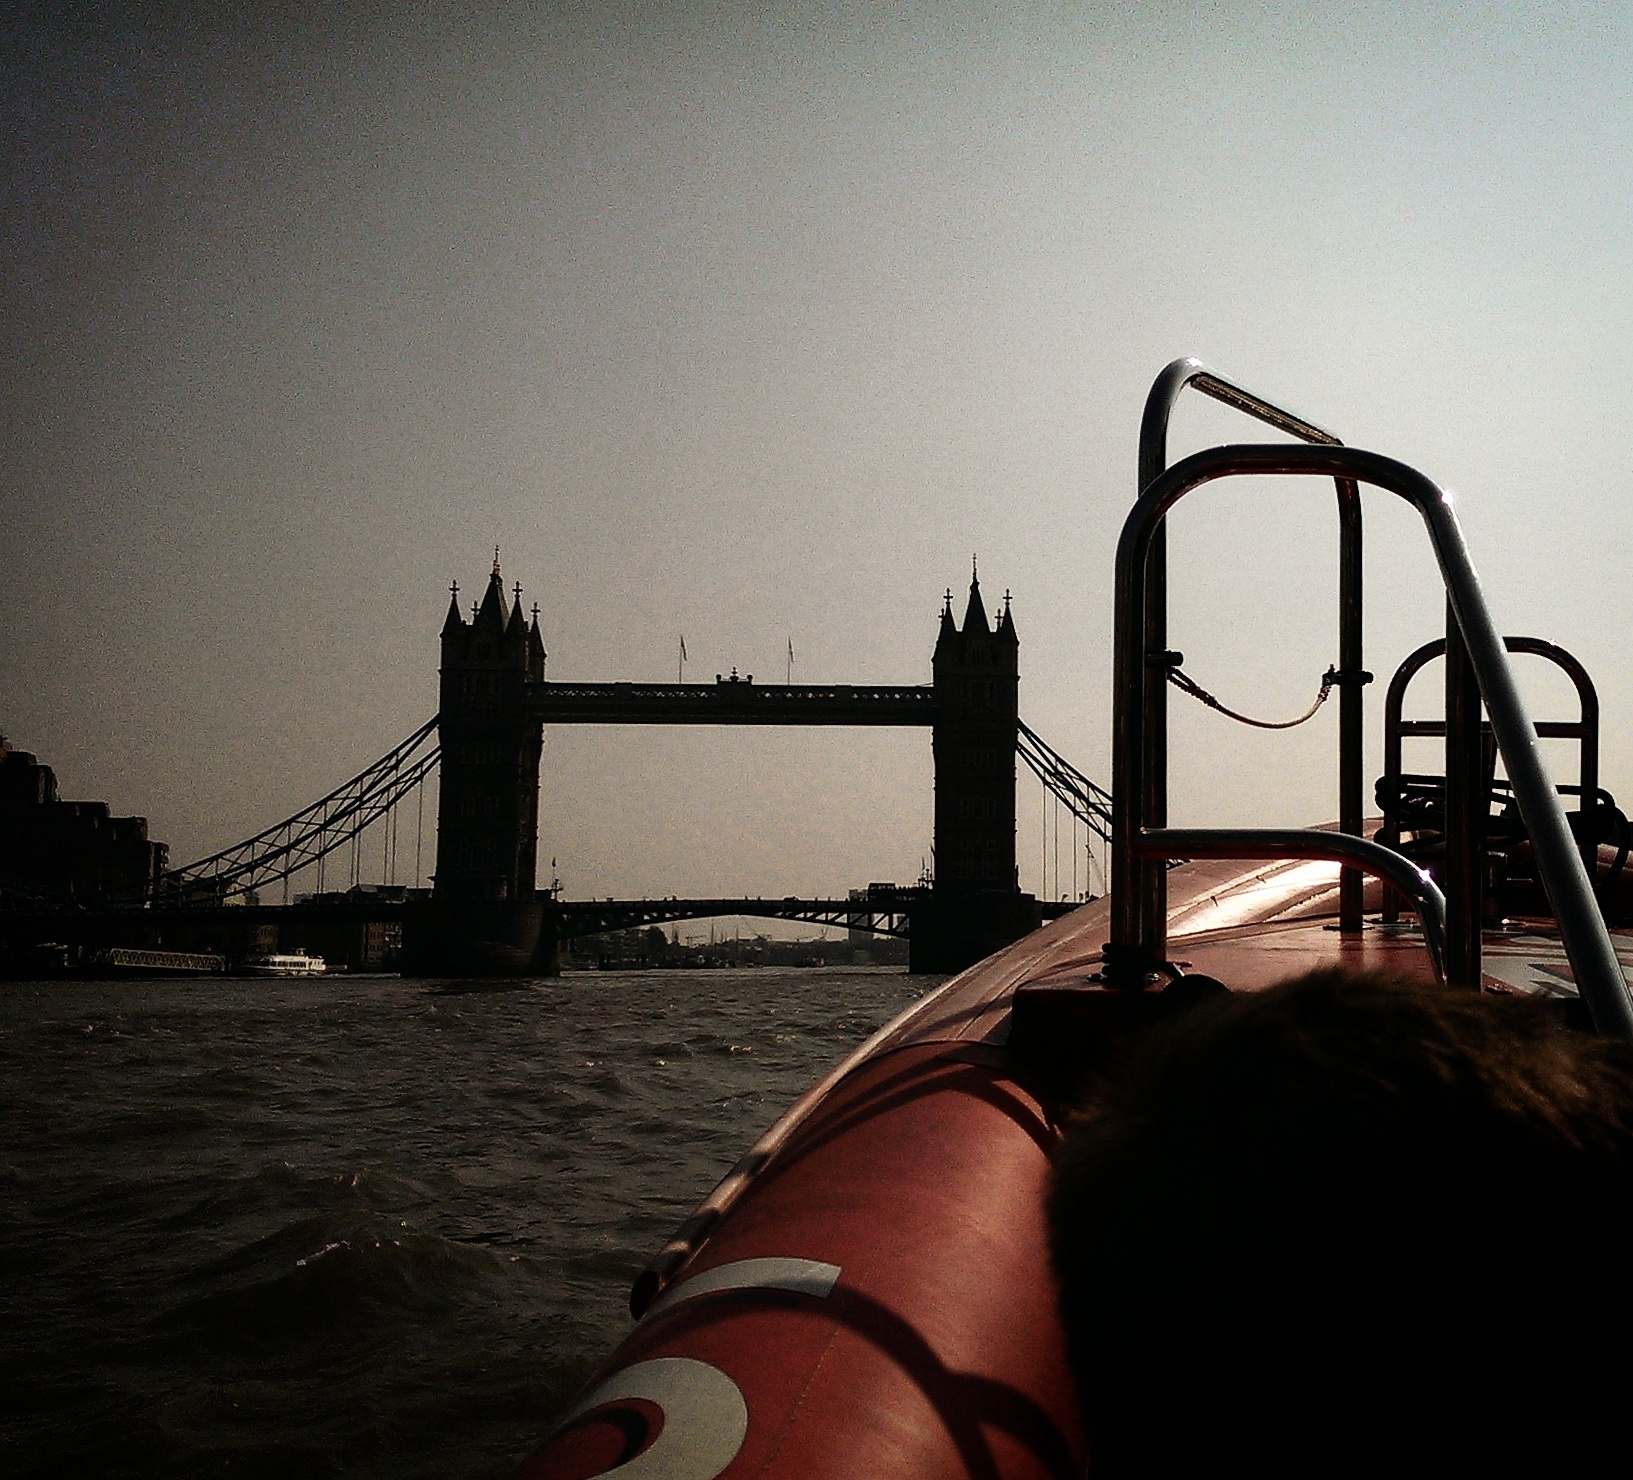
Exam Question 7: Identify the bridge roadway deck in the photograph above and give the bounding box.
[7,892,1076,943]
[526,681,938,725]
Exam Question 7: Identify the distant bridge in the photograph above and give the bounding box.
[558,891,925,939]
[99,888,1081,939]
[560,892,1081,938]
[42,891,934,938]
[9,888,1083,945]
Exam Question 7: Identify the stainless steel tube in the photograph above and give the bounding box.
[1111,442,1633,1039]
[1136,826,1448,983]
[1444,601,1484,987]
[1133,361,1364,960]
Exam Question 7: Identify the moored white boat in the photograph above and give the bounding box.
[243,951,327,977]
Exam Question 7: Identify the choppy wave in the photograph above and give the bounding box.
[0,967,931,1478]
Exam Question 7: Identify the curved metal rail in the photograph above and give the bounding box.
[1380,637,1602,921]
[1111,441,1633,1040]
[1138,358,1367,932]
[158,716,440,903]
[1138,828,1448,983]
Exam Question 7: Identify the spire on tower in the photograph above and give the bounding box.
[936,586,958,649]
[996,586,1018,644]
[528,602,546,673]
[475,558,509,631]
[962,561,989,634]
[442,580,465,636]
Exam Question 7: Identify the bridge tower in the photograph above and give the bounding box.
[932,569,1019,891]
[411,557,550,974]
[912,568,1040,971]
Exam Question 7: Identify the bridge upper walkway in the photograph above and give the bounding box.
[15,882,1084,940]
[528,680,936,725]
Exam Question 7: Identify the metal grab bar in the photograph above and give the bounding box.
[1139,359,1367,936]
[1138,359,1344,488]
[1379,636,1601,916]
[1110,441,1633,1041]
[1134,828,1448,983]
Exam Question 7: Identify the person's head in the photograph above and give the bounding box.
[1048,969,1633,1478]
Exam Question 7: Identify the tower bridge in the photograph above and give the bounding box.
[420,558,1051,974]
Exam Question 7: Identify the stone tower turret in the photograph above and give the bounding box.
[931,566,1020,894]
[434,558,545,906]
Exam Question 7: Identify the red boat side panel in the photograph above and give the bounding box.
[518,1043,1086,1480]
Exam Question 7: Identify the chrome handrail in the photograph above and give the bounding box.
[1139,359,1367,935]
[1109,441,1633,1040]
[1135,828,1447,983]
[1138,359,1344,488]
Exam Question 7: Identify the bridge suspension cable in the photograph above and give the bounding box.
[158,716,441,903]
[1017,718,1113,848]
[155,712,1111,906]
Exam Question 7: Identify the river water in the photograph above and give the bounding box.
[2,967,937,1479]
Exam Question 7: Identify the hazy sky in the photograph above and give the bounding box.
[6,2,1633,904]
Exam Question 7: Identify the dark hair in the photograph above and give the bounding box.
[1047,969,1633,1478]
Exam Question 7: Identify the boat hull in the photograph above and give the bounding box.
[517,853,1629,1480]
[519,1038,1083,1480]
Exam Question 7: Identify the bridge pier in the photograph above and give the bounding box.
[401,896,555,977]
[531,906,562,976]
[907,891,1043,974]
